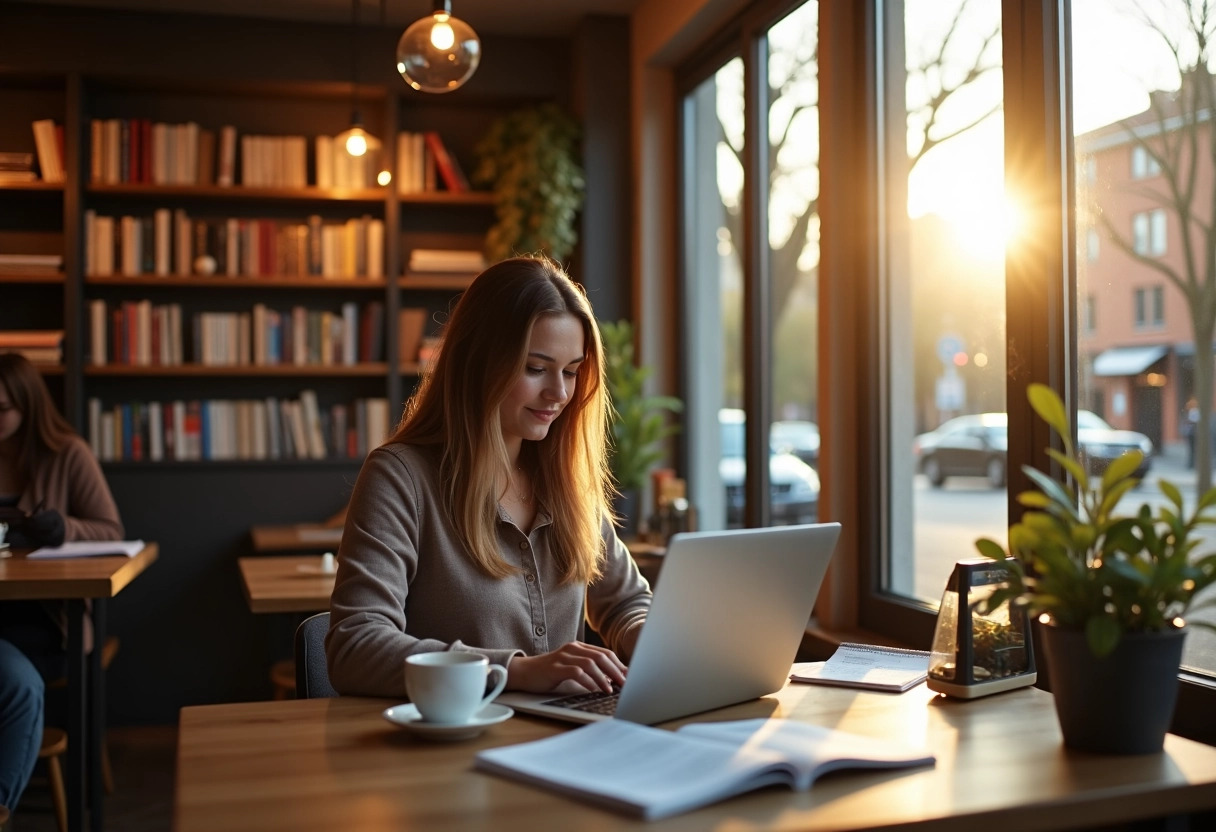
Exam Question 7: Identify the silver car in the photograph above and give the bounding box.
[720,409,820,526]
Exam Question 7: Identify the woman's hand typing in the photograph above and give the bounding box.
[506,642,627,694]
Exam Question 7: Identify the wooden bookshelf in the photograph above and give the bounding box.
[87,183,388,203]
[0,271,65,284]
[84,362,390,377]
[0,180,63,192]
[86,275,388,289]
[399,273,477,290]
[399,191,494,206]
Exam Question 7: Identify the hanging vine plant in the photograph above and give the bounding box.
[473,102,585,263]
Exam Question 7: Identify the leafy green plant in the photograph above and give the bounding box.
[473,103,585,263]
[600,320,683,491]
[977,383,1216,657]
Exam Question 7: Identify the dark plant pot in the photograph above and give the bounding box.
[612,488,641,540]
[1041,624,1185,754]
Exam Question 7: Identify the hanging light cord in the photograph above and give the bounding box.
[349,0,360,122]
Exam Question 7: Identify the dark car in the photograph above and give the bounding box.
[913,410,1153,489]
[913,413,1009,488]
[720,409,820,526]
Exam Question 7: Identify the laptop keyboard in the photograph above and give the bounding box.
[540,686,621,716]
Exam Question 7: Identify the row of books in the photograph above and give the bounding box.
[0,150,38,183]
[0,330,64,365]
[84,210,386,279]
[396,131,469,193]
[407,248,486,273]
[86,393,392,462]
[86,118,405,190]
[0,253,62,273]
[86,300,386,367]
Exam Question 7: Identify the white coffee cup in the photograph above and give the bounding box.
[404,652,508,724]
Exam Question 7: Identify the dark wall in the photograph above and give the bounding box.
[571,15,632,323]
[3,3,632,724]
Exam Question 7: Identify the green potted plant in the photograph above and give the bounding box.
[600,320,683,536]
[977,383,1216,754]
[473,102,585,263]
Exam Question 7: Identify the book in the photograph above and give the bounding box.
[28,539,146,559]
[789,642,931,693]
[474,717,934,820]
[423,131,468,192]
[31,118,64,182]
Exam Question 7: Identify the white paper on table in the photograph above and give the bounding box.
[28,539,146,559]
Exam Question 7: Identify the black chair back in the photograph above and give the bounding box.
[294,612,337,698]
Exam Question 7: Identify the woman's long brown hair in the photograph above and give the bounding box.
[0,352,77,482]
[390,255,611,584]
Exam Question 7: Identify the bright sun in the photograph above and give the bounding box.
[946,192,1023,261]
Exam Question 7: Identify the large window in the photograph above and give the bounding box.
[1074,0,1216,680]
[680,1,820,532]
[889,0,1006,604]
[681,57,744,531]
[672,0,1215,740]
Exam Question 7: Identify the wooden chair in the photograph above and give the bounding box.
[47,635,119,795]
[270,658,295,700]
[39,728,68,832]
[294,613,337,699]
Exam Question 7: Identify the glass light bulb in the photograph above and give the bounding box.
[376,170,392,187]
[430,16,455,50]
[397,10,481,94]
[345,129,368,157]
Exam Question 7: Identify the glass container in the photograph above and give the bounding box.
[927,558,1036,698]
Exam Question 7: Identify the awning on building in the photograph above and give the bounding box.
[1091,345,1168,377]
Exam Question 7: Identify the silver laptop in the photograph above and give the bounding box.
[496,522,841,725]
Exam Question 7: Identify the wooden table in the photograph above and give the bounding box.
[238,555,335,614]
[174,680,1216,832]
[249,524,343,554]
[1,543,158,832]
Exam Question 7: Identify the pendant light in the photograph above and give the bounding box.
[338,0,375,158]
[396,0,481,94]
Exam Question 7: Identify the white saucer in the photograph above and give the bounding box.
[382,702,514,741]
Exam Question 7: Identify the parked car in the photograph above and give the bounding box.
[913,413,1009,488]
[913,410,1153,489]
[770,420,820,468]
[720,409,820,526]
[1077,409,1154,478]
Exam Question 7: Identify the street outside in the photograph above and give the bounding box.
[912,442,1216,676]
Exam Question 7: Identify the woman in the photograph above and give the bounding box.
[0,352,123,547]
[327,256,652,697]
[0,352,123,676]
[0,353,122,815]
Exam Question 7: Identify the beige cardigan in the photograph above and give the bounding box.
[327,443,652,697]
[15,435,123,542]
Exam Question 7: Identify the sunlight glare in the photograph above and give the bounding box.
[946,192,1023,260]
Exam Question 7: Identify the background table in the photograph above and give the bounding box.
[174,680,1216,832]
[1,542,158,832]
[238,555,335,614]
[248,525,343,554]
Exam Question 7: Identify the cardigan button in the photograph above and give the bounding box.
[535,625,546,636]
[518,541,529,550]
[525,573,535,583]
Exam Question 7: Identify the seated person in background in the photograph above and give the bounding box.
[327,256,652,697]
[0,352,124,679]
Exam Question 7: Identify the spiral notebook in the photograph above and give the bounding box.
[790,642,930,693]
